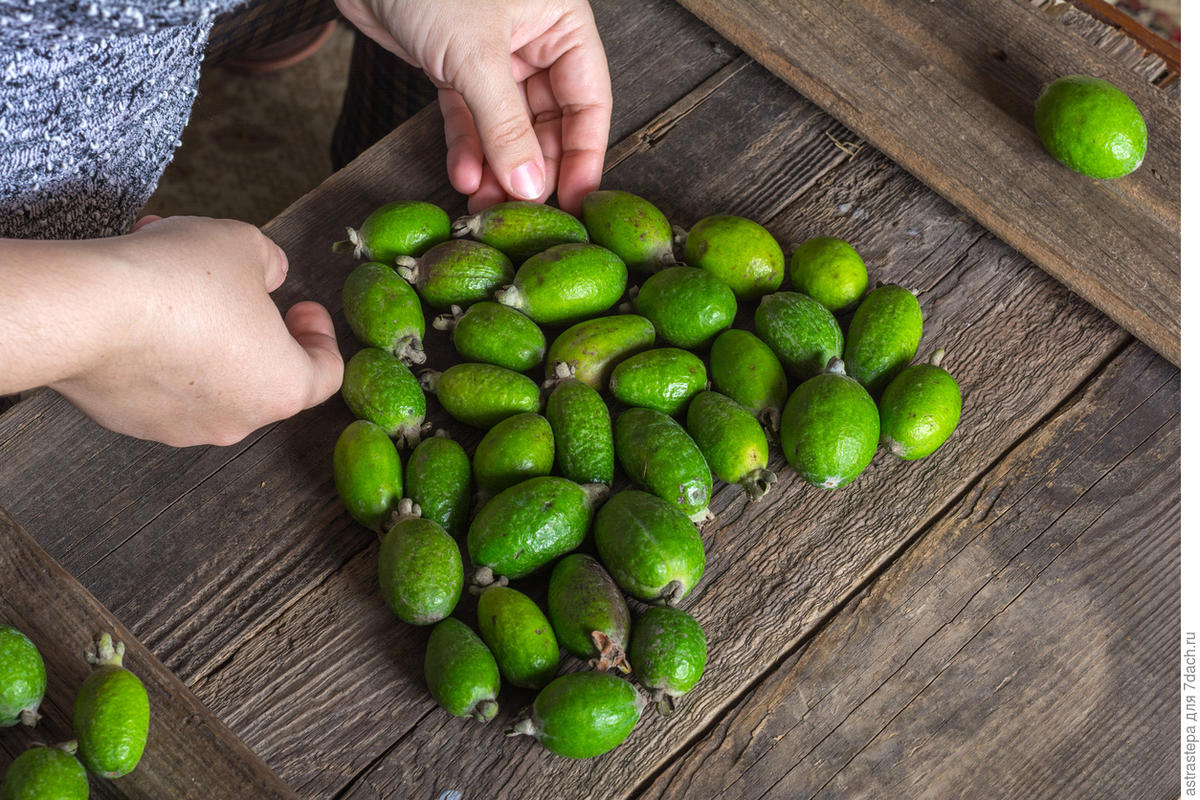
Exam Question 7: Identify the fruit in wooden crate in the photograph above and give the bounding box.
[581,189,676,274]
[419,362,540,429]
[788,236,868,312]
[628,606,707,716]
[843,284,923,397]
[0,625,44,729]
[432,301,546,372]
[395,240,514,310]
[593,490,706,606]
[424,618,501,723]
[754,290,843,382]
[614,408,712,521]
[342,261,427,365]
[780,358,880,489]
[682,214,784,301]
[544,314,656,391]
[634,265,736,349]
[378,500,463,625]
[475,585,559,690]
[609,347,708,416]
[333,419,404,533]
[74,633,149,779]
[452,200,588,262]
[685,391,776,501]
[544,376,614,486]
[879,348,962,460]
[495,243,627,326]
[405,431,472,538]
[341,347,426,448]
[546,554,631,672]
[335,200,450,262]
[708,328,789,435]
[0,743,88,800]
[472,413,555,498]
[506,672,644,758]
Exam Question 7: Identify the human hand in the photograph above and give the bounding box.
[334,0,613,215]
[49,216,343,447]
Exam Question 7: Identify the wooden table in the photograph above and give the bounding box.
[0,1,1179,797]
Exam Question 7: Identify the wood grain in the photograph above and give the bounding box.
[639,342,1179,799]
[673,0,1181,364]
[0,508,297,799]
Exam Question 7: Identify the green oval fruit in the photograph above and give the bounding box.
[683,214,784,301]
[424,618,501,723]
[378,504,463,625]
[475,585,559,690]
[473,413,555,497]
[0,626,44,728]
[394,240,514,310]
[609,348,707,416]
[879,349,962,460]
[628,606,707,716]
[468,477,606,580]
[1035,74,1147,179]
[685,391,775,501]
[433,301,546,372]
[496,243,627,326]
[453,200,589,262]
[593,490,705,605]
[843,284,923,396]
[333,419,403,532]
[73,633,149,779]
[342,261,427,365]
[708,329,789,434]
[635,266,736,349]
[614,408,712,520]
[0,744,88,800]
[581,190,675,273]
[336,200,450,262]
[789,236,869,312]
[545,378,614,485]
[755,291,844,382]
[420,363,540,429]
[406,431,472,538]
[546,554,631,672]
[342,347,427,448]
[507,671,643,758]
[545,314,656,391]
[780,358,879,489]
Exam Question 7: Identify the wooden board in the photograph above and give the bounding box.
[673,0,1181,365]
[0,508,296,799]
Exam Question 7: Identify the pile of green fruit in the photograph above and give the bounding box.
[331,191,961,758]
[0,625,150,798]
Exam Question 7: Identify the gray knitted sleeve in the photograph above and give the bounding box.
[0,0,247,240]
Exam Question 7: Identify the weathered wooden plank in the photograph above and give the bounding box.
[0,508,297,799]
[673,0,1180,365]
[639,342,1178,798]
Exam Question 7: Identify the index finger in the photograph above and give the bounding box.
[546,23,612,215]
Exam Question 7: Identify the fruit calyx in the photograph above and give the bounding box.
[469,567,510,595]
[431,305,465,332]
[741,468,778,502]
[588,631,631,674]
[472,698,500,724]
[332,227,369,259]
[85,631,125,669]
[451,213,482,239]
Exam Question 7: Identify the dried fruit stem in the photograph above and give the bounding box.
[86,632,124,668]
[451,214,481,239]
[588,631,631,674]
[741,468,778,502]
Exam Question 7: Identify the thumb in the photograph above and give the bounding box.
[284,301,344,409]
[455,50,546,201]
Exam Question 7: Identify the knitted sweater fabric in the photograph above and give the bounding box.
[0,0,244,240]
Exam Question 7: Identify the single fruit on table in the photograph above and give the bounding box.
[419,362,540,429]
[475,585,559,690]
[73,632,150,779]
[593,490,705,606]
[405,431,472,538]
[780,358,879,489]
[789,236,868,312]
[341,261,427,365]
[546,554,631,672]
[843,284,922,397]
[879,348,962,460]
[686,391,776,501]
[452,200,589,262]
[1034,74,1147,179]
[0,743,88,800]
[0,625,45,728]
[545,314,656,392]
[615,408,712,522]
[335,200,450,261]
[754,291,844,382]
[635,266,736,349]
[468,476,607,580]
[544,376,614,485]
[708,329,789,435]
[472,412,555,498]
[581,189,675,273]
[628,606,707,716]
[432,301,546,373]
[333,419,403,533]
[495,243,627,326]
[395,240,514,310]
[609,347,708,416]
[341,347,426,448]
[683,214,784,301]
[378,500,463,625]
[424,618,501,723]
[506,671,644,759]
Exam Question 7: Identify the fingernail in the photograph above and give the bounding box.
[509,161,544,200]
